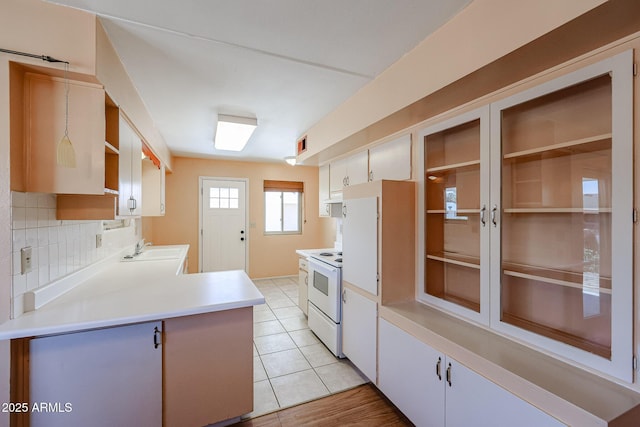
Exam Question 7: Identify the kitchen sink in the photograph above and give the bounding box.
[122,246,185,262]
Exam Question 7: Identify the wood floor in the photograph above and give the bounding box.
[233,383,413,427]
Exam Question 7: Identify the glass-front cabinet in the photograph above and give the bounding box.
[419,50,633,382]
[419,107,490,324]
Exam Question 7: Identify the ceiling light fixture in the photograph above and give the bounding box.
[214,114,257,151]
[285,156,297,166]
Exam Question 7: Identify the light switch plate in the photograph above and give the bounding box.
[21,246,32,275]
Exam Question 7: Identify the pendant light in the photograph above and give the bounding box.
[57,62,76,168]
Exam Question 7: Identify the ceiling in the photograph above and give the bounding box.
[47,0,472,163]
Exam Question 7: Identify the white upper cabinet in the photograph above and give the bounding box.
[368,134,412,181]
[318,164,330,216]
[24,72,105,195]
[329,150,369,195]
[142,159,165,216]
[118,116,142,217]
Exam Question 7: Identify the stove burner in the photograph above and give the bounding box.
[319,252,333,256]
[335,258,342,263]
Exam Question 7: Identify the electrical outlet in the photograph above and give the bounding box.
[96,234,103,249]
[21,247,32,275]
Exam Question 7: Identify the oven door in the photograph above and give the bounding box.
[308,258,341,323]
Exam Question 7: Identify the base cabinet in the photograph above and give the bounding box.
[298,256,309,315]
[378,319,564,427]
[29,322,162,427]
[21,309,253,427]
[342,287,377,382]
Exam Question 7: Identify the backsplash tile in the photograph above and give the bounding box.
[10,191,139,318]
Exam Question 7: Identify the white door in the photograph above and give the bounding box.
[201,178,247,272]
[342,196,378,295]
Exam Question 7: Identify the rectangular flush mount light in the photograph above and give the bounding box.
[215,114,257,151]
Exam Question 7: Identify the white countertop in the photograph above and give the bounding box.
[296,248,335,258]
[0,245,265,340]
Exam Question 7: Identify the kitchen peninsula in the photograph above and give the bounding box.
[0,245,265,427]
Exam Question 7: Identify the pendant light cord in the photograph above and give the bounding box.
[64,62,70,138]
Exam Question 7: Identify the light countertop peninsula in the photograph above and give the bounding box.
[0,245,265,340]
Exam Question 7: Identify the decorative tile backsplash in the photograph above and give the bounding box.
[10,191,139,318]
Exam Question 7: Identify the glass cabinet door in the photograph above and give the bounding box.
[491,50,632,381]
[420,107,490,323]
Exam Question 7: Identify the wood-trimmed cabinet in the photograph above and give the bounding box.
[15,308,253,427]
[24,72,106,195]
[418,50,633,381]
[341,180,415,381]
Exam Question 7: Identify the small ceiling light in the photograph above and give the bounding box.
[285,156,297,166]
[215,114,257,151]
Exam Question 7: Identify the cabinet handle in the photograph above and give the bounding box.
[343,177,347,186]
[342,289,347,303]
[480,205,486,227]
[446,363,452,387]
[346,176,350,186]
[153,326,161,349]
[160,203,165,213]
[369,171,373,181]
[305,275,308,285]
[436,357,442,381]
[326,204,330,214]
[342,205,347,217]
[491,205,498,227]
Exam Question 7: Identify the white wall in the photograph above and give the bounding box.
[300,0,607,161]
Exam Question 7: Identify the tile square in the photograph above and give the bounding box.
[279,316,309,332]
[244,379,279,419]
[270,369,329,408]
[266,296,295,309]
[254,356,267,382]
[289,329,320,347]
[299,343,338,368]
[315,360,368,393]
[261,348,312,378]
[254,320,285,337]
[272,306,304,320]
[254,332,297,355]
[254,303,271,312]
[254,308,277,323]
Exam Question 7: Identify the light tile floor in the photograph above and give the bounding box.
[244,276,368,419]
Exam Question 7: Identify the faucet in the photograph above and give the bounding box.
[134,240,153,256]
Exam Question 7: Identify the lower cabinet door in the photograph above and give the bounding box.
[29,322,162,427]
[445,359,564,427]
[342,288,377,381]
[379,318,445,427]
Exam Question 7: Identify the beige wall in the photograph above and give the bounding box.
[299,0,607,163]
[148,157,334,278]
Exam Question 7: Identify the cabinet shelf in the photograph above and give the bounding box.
[503,208,611,214]
[427,209,479,214]
[426,159,480,173]
[105,141,119,155]
[503,133,611,160]
[427,252,480,270]
[502,262,611,293]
